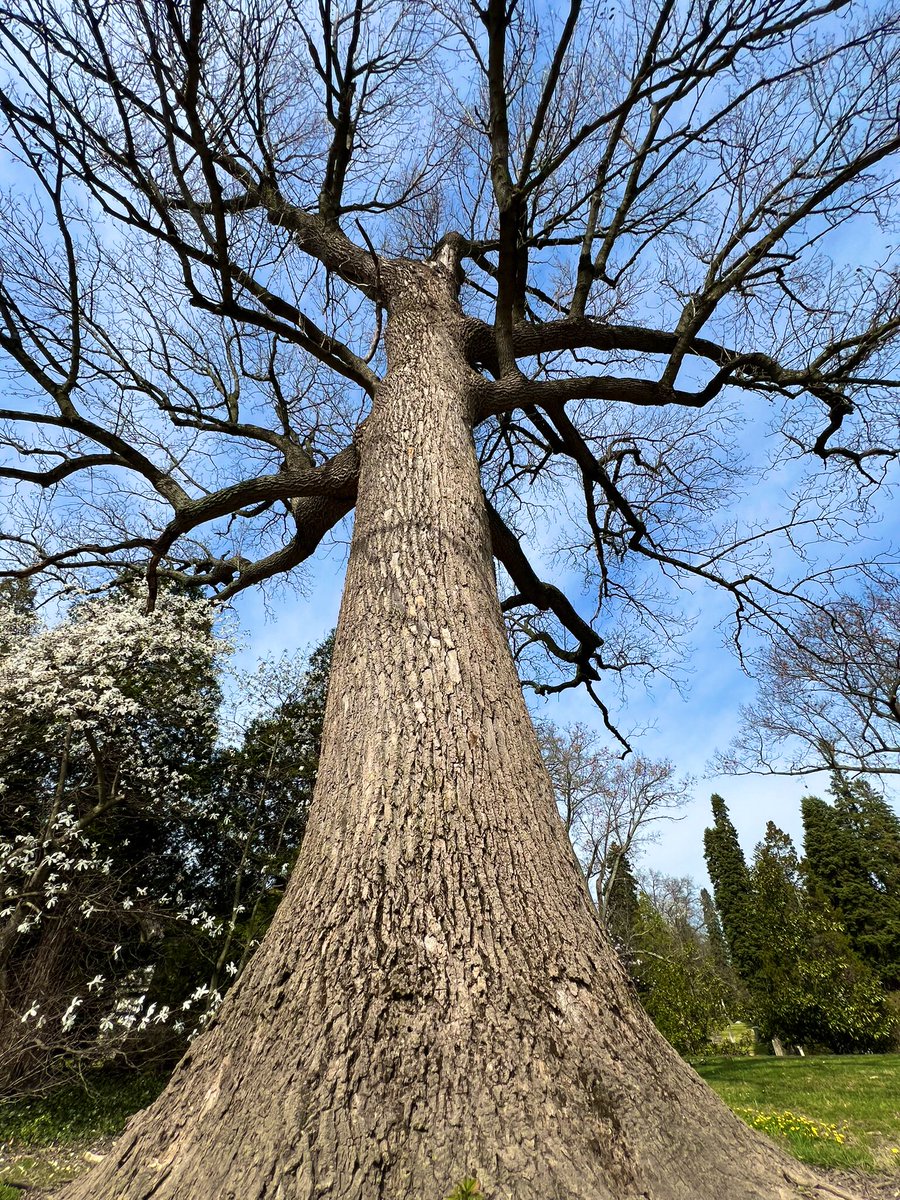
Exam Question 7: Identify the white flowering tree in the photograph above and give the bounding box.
[0,591,228,1092]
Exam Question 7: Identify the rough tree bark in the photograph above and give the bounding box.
[59,264,851,1199]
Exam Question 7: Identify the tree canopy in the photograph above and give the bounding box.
[1,0,899,735]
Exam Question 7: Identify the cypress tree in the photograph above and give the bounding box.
[703,795,760,985]
[802,773,900,989]
[750,822,892,1052]
[604,848,640,971]
[700,888,730,977]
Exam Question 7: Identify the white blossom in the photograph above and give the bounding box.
[0,594,255,1049]
[61,996,82,1031]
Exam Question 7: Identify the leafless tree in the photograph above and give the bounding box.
[641,870,704,932]
[1,0,899,1196]
[537,719,691,911]
[718,577,900,777]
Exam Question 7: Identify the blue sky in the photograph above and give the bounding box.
[3,0,899,893]
[229,499,900,891]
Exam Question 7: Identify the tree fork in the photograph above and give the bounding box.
[59,265,858,1200]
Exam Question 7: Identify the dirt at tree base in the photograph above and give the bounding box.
[7,1158,896,1200]
[817,1169,900,1200]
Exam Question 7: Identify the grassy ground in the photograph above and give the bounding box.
[1,1057,898,1194]
[0,1072,166,1195]
[696,1053,900,1177]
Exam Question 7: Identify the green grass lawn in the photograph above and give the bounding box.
[696,1053,900,1176]
[0,1072,167,1194]
[1,1057,898,1193]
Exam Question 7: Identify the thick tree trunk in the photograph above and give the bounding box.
[60,263,853,1199]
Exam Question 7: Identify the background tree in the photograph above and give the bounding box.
[0,588,331,1095]
[699,885,745,1015]
[700,887,731,980]
[603,847,641,969]
[537,719,690,912]
[802,774,900,991]
[720,580,900,777]
[703,794,761,985]
[630,873,732,1058]
[0,592,226,1093]
[1,0,899,1194]
[747,822,893,1054]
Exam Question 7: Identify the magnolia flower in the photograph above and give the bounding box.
[61,996,82,1031]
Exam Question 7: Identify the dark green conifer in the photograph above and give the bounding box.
[750,822,892,1052]
[604,848,640,970]
[703,795,760,984]
[802,773,900,989]
[699,887,730,977]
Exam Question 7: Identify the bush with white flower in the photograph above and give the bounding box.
[0,588,331,1098]
[0,589,230,1093]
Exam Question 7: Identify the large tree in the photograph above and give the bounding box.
[1,0,899,1195]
